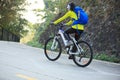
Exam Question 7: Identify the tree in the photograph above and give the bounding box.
[0,0,28,37]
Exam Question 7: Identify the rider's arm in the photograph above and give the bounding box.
[53,11,71,25]
[54,11,77,25]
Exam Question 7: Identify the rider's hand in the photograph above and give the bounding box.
[63,23,67,26]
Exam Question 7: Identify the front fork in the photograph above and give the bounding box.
[51,36,58,50]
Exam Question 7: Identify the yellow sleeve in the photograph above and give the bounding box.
[54,11,70,24]
[66,20,73,25]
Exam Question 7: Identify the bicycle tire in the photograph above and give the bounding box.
[44,37,62,61]
[73,41,93,67]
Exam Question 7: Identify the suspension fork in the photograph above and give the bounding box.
[51,36,58,50]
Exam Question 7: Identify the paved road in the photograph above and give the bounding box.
[0,41,120,80]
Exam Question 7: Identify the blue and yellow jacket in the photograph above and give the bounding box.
[54,10,84,30]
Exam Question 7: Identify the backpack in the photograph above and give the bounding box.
[73,6,88,25]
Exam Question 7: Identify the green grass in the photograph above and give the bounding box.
[27,41,44,48]
[94,53,120,63]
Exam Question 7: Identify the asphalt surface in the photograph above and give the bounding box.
[0,41,120,80]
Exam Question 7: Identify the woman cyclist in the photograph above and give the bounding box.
[52,2,88,59]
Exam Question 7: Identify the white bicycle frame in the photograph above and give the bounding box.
[51,29,67,50]
[70,35,84,54]
[51,27,84,54]
[58,29,69,46]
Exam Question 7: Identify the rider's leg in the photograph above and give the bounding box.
[65,28,83,59]
[64,28,76,47]
[71,30,83,52]
[64,27,76,40]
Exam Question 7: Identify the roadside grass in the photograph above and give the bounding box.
[27,41,44,49]
[94,53,120,63]
[27,41,120,63]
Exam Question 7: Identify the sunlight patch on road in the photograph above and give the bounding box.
[16,74,38,80]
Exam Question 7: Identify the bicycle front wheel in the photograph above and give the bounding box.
[44,37,62,61]
[73,41,93,67]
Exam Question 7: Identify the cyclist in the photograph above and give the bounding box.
[52,2,88,58]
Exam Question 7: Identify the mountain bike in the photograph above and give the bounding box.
[44,23,93,67]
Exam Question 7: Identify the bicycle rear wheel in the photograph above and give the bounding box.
[44,37,62,61]
[73,41,93,67]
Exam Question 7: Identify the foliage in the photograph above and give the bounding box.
[0,0,29,37]
[27,40,44,48]
[65,0,120,58]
